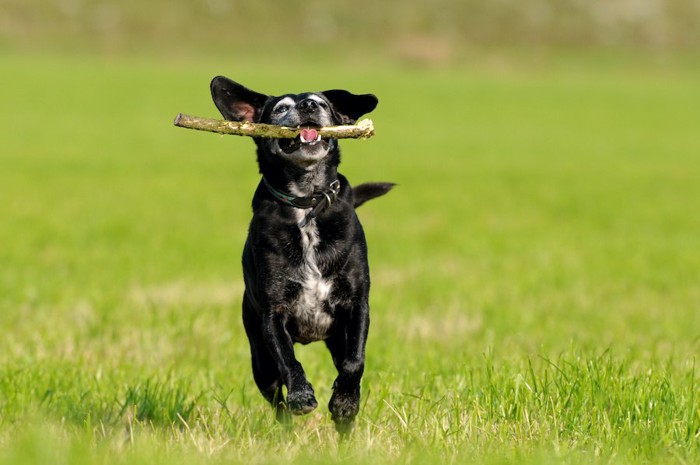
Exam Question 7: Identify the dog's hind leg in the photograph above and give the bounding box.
[325,301,369,435]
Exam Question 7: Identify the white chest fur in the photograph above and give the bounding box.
[292,210,334,341]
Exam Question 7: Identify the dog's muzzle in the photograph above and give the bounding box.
[277,124,329,156]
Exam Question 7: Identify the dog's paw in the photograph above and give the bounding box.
[329,389,360,425]
[334,418,355,437]
[286,387,318,415]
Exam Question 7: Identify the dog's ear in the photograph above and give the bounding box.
[211,76,269,122]
[321,90,378,124]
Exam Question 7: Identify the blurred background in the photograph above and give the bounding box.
[3,0,700,65]
[2,0,700,353]
[3,0,700,347]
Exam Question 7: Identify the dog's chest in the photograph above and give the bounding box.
[290,211,334,342]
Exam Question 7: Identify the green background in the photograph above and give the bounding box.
[1,1,699,463]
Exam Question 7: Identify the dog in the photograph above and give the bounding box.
[210,76,393,433]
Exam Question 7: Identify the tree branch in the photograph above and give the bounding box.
[173,114,375,139]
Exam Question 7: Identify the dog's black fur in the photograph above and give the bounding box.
[210,76,392,433]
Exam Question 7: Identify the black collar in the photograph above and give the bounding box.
[263,177,341,220]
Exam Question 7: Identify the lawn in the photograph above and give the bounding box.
[1,52,699,464]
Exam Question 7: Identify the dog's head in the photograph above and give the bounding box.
[211,76,377,169]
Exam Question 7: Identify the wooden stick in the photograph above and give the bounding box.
[173,113,375,139]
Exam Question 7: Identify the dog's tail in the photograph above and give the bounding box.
[352,182,396,208]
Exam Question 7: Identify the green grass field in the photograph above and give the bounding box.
[1,52,699,464]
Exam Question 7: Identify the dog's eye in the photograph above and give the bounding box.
[273,104,290,114]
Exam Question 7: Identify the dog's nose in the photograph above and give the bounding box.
[298,98,318,114]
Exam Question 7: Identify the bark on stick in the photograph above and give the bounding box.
[173,114,375,139]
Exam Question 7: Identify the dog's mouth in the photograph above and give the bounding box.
[278,123,328,155]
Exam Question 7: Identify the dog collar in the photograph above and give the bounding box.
[263,177,341,219]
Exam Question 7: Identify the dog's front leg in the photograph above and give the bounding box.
[262,306,318,415]
[326,301,369,434]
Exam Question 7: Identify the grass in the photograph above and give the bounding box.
[1,51,699,464]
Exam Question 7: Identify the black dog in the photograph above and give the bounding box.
[210,76,392,433]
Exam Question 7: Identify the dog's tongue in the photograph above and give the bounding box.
[300,128,318,143]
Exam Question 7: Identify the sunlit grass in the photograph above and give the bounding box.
[1,52,699,464]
